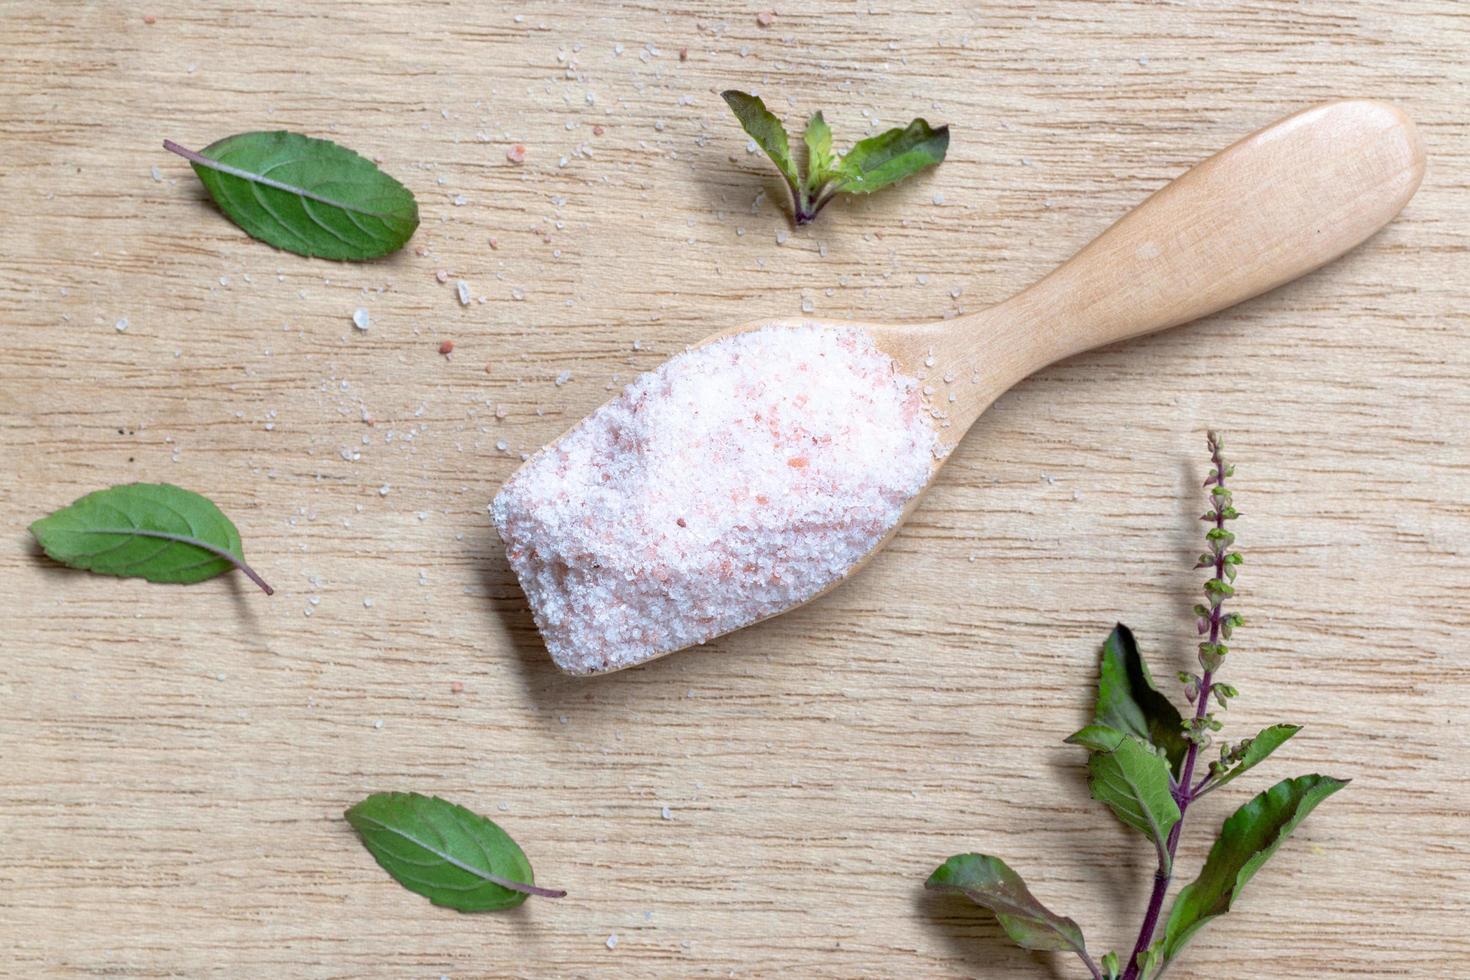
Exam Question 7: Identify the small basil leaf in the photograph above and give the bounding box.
[1136,940,1166,980]
[165,132,418,260]
[1064,724,1127,753]
[803,110,835,192]
[1085,733,1181,868]
[1162,775,1347,963]
[29,483,272,594]
[834,118,949,194]
[721,91,800,195]
[1209,724,1301,793]
[927,854,1089,956]
[1094,624,1189,776]
[345,792,566,912]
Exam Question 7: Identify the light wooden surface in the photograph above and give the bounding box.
[2,3,1466,978]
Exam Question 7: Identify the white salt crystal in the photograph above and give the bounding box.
[606,935,619,950]
[351,308,370,331]
[456,280,471,306]
[114,318,129,332]
[661,805,672,820]
[492,324,938,674]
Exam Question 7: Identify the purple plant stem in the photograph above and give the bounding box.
[1120,438,1230,980]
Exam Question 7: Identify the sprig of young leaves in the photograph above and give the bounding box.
[927,433,1347,980]
[721,91,948,225]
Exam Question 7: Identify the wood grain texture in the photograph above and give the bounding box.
[1,2,1466,977]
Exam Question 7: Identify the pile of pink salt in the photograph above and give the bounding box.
[491,324,938,674]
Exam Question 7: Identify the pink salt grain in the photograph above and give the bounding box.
[491,324,937,674]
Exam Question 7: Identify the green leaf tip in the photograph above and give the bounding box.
[346,791,565,912]
[165,131,419,261]
[1162,774,1347,963]
[1093,624,1190,775]
[29,482,273,595]
[721,90,948,225]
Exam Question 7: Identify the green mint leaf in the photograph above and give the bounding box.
[164,132,419,261]
[834,117,949,194]
[927,854,1089,957]
[1162,774,1347,963]
[721,91,800,198]
[1093,624,1189,776]
[29,483,272,595]
[1078,729,1181,869]
[345,792,566,911]
[803,110,835,192]
[1208,724,1300,793]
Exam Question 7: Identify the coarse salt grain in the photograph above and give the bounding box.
[491,324,937,674]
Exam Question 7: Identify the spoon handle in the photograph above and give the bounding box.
[971,100,1423,378]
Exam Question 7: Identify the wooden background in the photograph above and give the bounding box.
[2,2,1466,977]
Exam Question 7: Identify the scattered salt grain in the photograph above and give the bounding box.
[932,191,945,205]
[661,805,673,820]
[363,597,374,608]
[554,370,572,386]
[456,280,471,306]
[114,318,129,332]
[492,324,938,673]
[373,719,384,729]
[351,308,370,331]
[606,935,619,950]
[378,484,391,496]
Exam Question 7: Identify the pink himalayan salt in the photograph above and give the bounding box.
[492,324,938,674]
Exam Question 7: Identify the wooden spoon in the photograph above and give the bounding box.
[499,99,1423,673]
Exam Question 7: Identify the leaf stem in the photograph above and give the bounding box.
[85,527,274,595]
[1121,433,1233,980]
[163,139,398,217]
[1077,948,1105,980]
